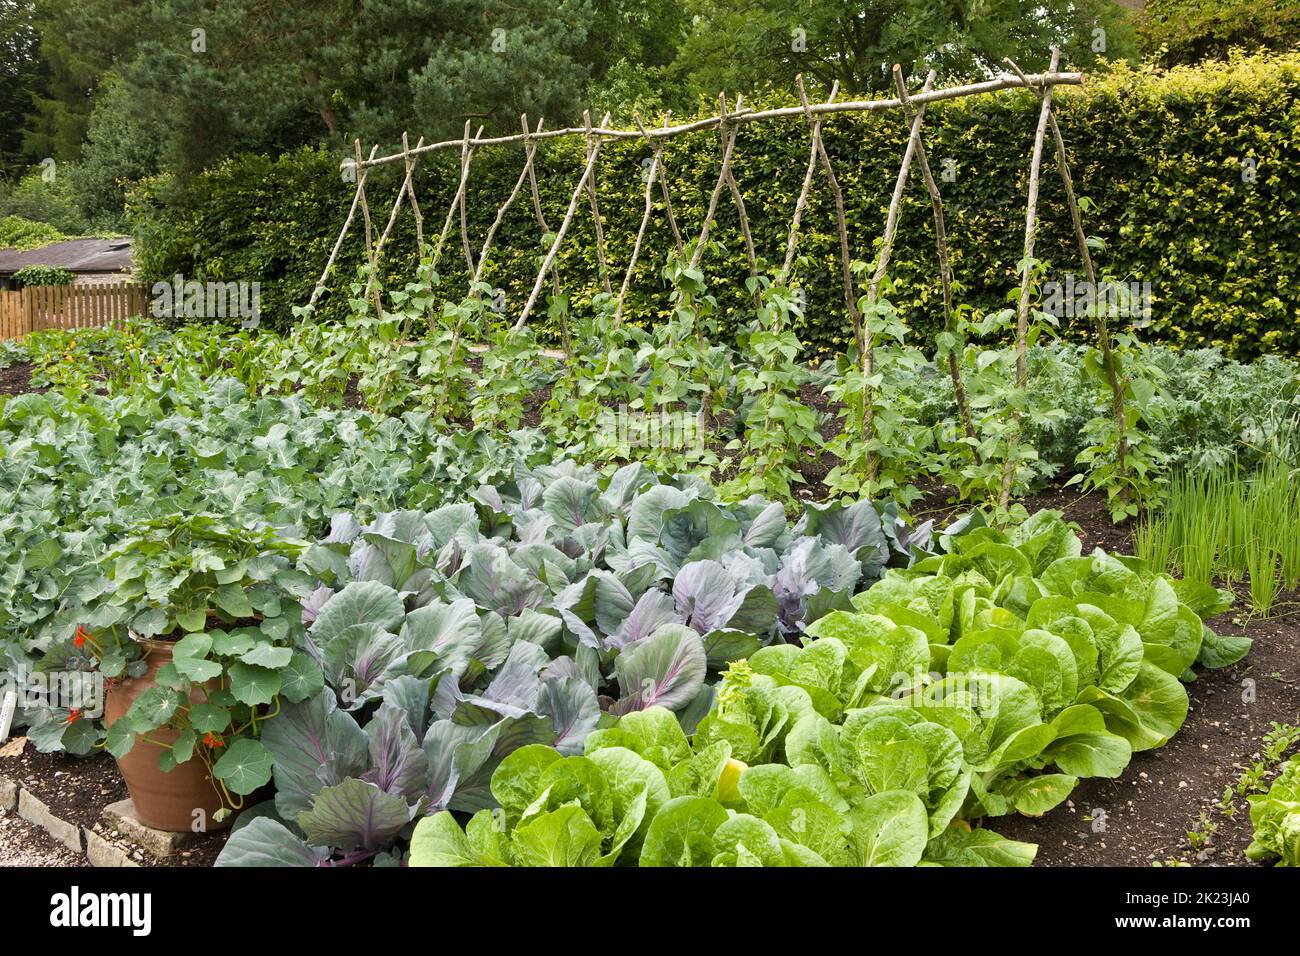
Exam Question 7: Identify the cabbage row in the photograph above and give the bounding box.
[217,506,1247,866]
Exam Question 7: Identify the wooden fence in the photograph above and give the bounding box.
[0,283,147,341]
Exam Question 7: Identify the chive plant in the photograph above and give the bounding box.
[1137,457,1300,617]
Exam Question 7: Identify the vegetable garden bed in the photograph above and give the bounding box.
[2,58,1297,874]
[6,486,1291,869]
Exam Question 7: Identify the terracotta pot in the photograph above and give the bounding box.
[103,640,232,833]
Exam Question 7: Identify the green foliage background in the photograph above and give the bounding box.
[1140,0,1300,66]
[129,54,1300,359]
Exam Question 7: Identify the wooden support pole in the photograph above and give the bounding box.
[654,113,685,260]
[689,104,742,271]
[866,70,934,303]
[782,79,839,284]
[893,66,980,461]
[513,112,613,332]
[797,75,861,353]
[369,133,427,304]
[403,132,426,258]
[520,114,561,296]
[354,72,1086,169]
[583,111,614,295]
[859,69,935,482]
[308,144,378,309]
[614,114,663,327]
[473,117,546,288]
[1000,47,1060,510]
[354,139,382,317]
[459,130,476,275]
[1005,52,1130,498]
[432,122,485,271]
[718,94,759,304]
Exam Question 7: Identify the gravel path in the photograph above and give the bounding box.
[0,807,85,867]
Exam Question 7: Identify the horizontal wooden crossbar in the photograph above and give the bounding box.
[354,71,1084,169]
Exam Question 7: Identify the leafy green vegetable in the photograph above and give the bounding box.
[1246,755,1300,866]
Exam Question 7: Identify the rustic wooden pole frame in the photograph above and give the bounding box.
[1000,47,1061,510]
[512,111,613,331]
[1004,52,1131,499]
[892,66,980,462]
[309,64,1091,399]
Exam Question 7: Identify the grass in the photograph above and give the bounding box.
[1137,456,1300,617]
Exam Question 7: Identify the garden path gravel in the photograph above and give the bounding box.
[0,807,85,867]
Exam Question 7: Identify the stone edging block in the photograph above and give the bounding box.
[17,787,82,854]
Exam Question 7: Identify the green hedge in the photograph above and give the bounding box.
[128,54,1300,359]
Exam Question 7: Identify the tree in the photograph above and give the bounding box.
[22,0,689,177]
[18,0,102,168]
[0,0,43,177]
[67,74,168,229]
[673,0,1138,96]
[1139,0,1300,66]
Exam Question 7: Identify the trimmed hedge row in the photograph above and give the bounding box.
[128,54,1300,358]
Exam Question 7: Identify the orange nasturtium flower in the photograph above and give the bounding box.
[202,732,225,749]
[66,709,84,724]
[74,625,92,647]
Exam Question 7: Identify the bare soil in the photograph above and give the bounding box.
[0,740,127,832]
[0,362,39,395]
[0,740,229,867]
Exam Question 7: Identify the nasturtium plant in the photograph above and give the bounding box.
[53,514,322,805]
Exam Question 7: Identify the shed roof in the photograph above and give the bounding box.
[0,238,134,276]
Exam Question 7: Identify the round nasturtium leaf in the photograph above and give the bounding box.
[212,738,274,795]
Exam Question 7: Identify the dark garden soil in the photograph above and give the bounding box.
[342,374,364,409]
[0,740,229,867]
[0,738,127,830]
[0,362,40,395]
